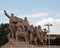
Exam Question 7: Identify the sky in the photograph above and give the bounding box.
[0,0,60,34]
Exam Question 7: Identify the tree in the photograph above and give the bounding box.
[0,23,9,45]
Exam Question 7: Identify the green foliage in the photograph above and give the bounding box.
[0,23,9,45]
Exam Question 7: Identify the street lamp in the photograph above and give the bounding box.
[44,23,53,47]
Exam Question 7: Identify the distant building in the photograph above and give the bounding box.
[47,34,60,40]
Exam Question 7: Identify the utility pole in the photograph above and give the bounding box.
[44,23,53,47]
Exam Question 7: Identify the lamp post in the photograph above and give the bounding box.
[44,23,53,47]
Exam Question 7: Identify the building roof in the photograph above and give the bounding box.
[47,34,60,38]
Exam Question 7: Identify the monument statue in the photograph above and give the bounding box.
[4,10,17,38]
[29,25,35,44]
[4,10,47,46]
[15,19,28,42]
[34,25,44,45]
[43,28,48,45]
[22,17,30,43]
[23,17,30,31]
[33,26,38,45]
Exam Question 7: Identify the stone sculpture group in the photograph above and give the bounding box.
[4,10,48,45]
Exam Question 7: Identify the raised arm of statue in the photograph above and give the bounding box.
[4,10,10,18]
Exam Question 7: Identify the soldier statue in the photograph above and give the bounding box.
[4,10,17,38]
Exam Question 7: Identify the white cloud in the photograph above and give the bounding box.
[17,12,48,18]
[35,18,60,34]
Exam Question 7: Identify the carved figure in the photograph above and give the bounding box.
[4,10,17,38]
[43,28,47,45]
[4,10,47,45]
[22,17,30,42]
[35,25,44,45]
[29,25,34,43]
[15,19,28,42]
